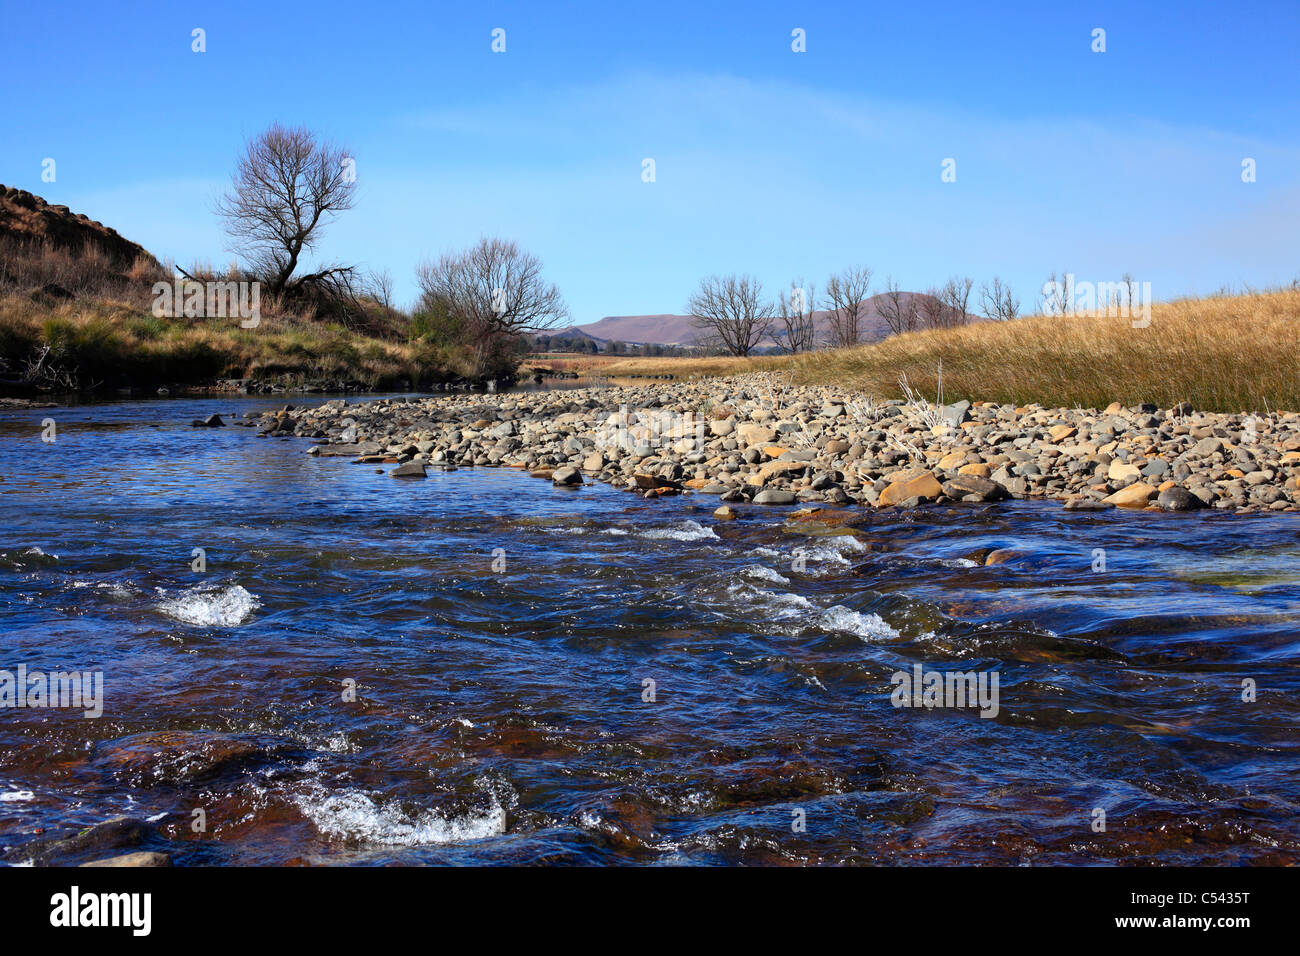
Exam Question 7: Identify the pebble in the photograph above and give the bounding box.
[254,373,1300,517]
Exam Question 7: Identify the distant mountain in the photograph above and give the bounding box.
[540,325,604,344]
[570,313,697,346]
[570,292,963,348]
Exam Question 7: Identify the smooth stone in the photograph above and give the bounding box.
[984,548,1021,566]
[878,470,943,507]
[941,400,971,427]
[1157,486,1206,511]
[1103,482,1158,507]
[552,466,583,486]
[941,474,1009,501]
[1064,497,1113,511]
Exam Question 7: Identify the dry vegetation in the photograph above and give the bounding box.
[0,294,475,392]
[525,352,784,379]
[0,239,472,392]
[6,224,1297,412]
[783,289,1300,413]
[526,289,1300,414]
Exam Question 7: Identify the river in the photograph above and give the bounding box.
[2,395,1298,864]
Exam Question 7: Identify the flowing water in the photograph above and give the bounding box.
[2,396,1299,865]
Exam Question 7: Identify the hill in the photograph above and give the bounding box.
[0,184,157,271]
[572,292,956,347]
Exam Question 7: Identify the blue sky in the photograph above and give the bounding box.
[3,0,1298,323]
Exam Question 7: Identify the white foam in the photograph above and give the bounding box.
[798,535,866,572]
[641,520,719,542]
[295,789,505,846]
[724,581,814,621]
[156,584,260,626]
[0,790,34,802]
[819,605,901,642]
[72,580,137,598]
[741,565,791,585]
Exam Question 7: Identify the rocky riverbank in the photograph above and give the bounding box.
[252,374,1300,515]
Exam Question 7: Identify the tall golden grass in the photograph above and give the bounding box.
[784,289,1300,413]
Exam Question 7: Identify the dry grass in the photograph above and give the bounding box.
[0,294,473,391]
[525,291,1300,413]
[524,352,783,379]
[784,289,1300,413]
[0,237,476,391]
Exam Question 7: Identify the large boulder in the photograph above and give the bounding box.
[736,423,778,447]
[1103,482,1157,507]
[879,470,943,506]
[552,466,583,486]
[941,474,1009,502]
[1157,486,1205,511]
[752,488,797,505]
[390,461,427,478]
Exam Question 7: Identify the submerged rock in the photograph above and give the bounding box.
[80,851,172,867]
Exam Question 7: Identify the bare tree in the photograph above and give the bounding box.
[940,276,974,326]
[1044,270,1073,316]
[685,274,774,357]
[365,268,395,310]
[823,266,873,348]
[774,279,817,353]
[416,238,568,374]
[1122,272,1139,314]
[877,276,920,335]
[216,124,358,296]
[918,286,948,329]
[979,276,1020,321]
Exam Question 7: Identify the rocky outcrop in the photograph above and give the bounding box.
[0,184,158,270]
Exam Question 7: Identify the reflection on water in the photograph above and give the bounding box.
[1,397,1298,865]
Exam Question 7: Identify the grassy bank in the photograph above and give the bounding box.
[0,295,475,392]
[784,289,1300,413]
